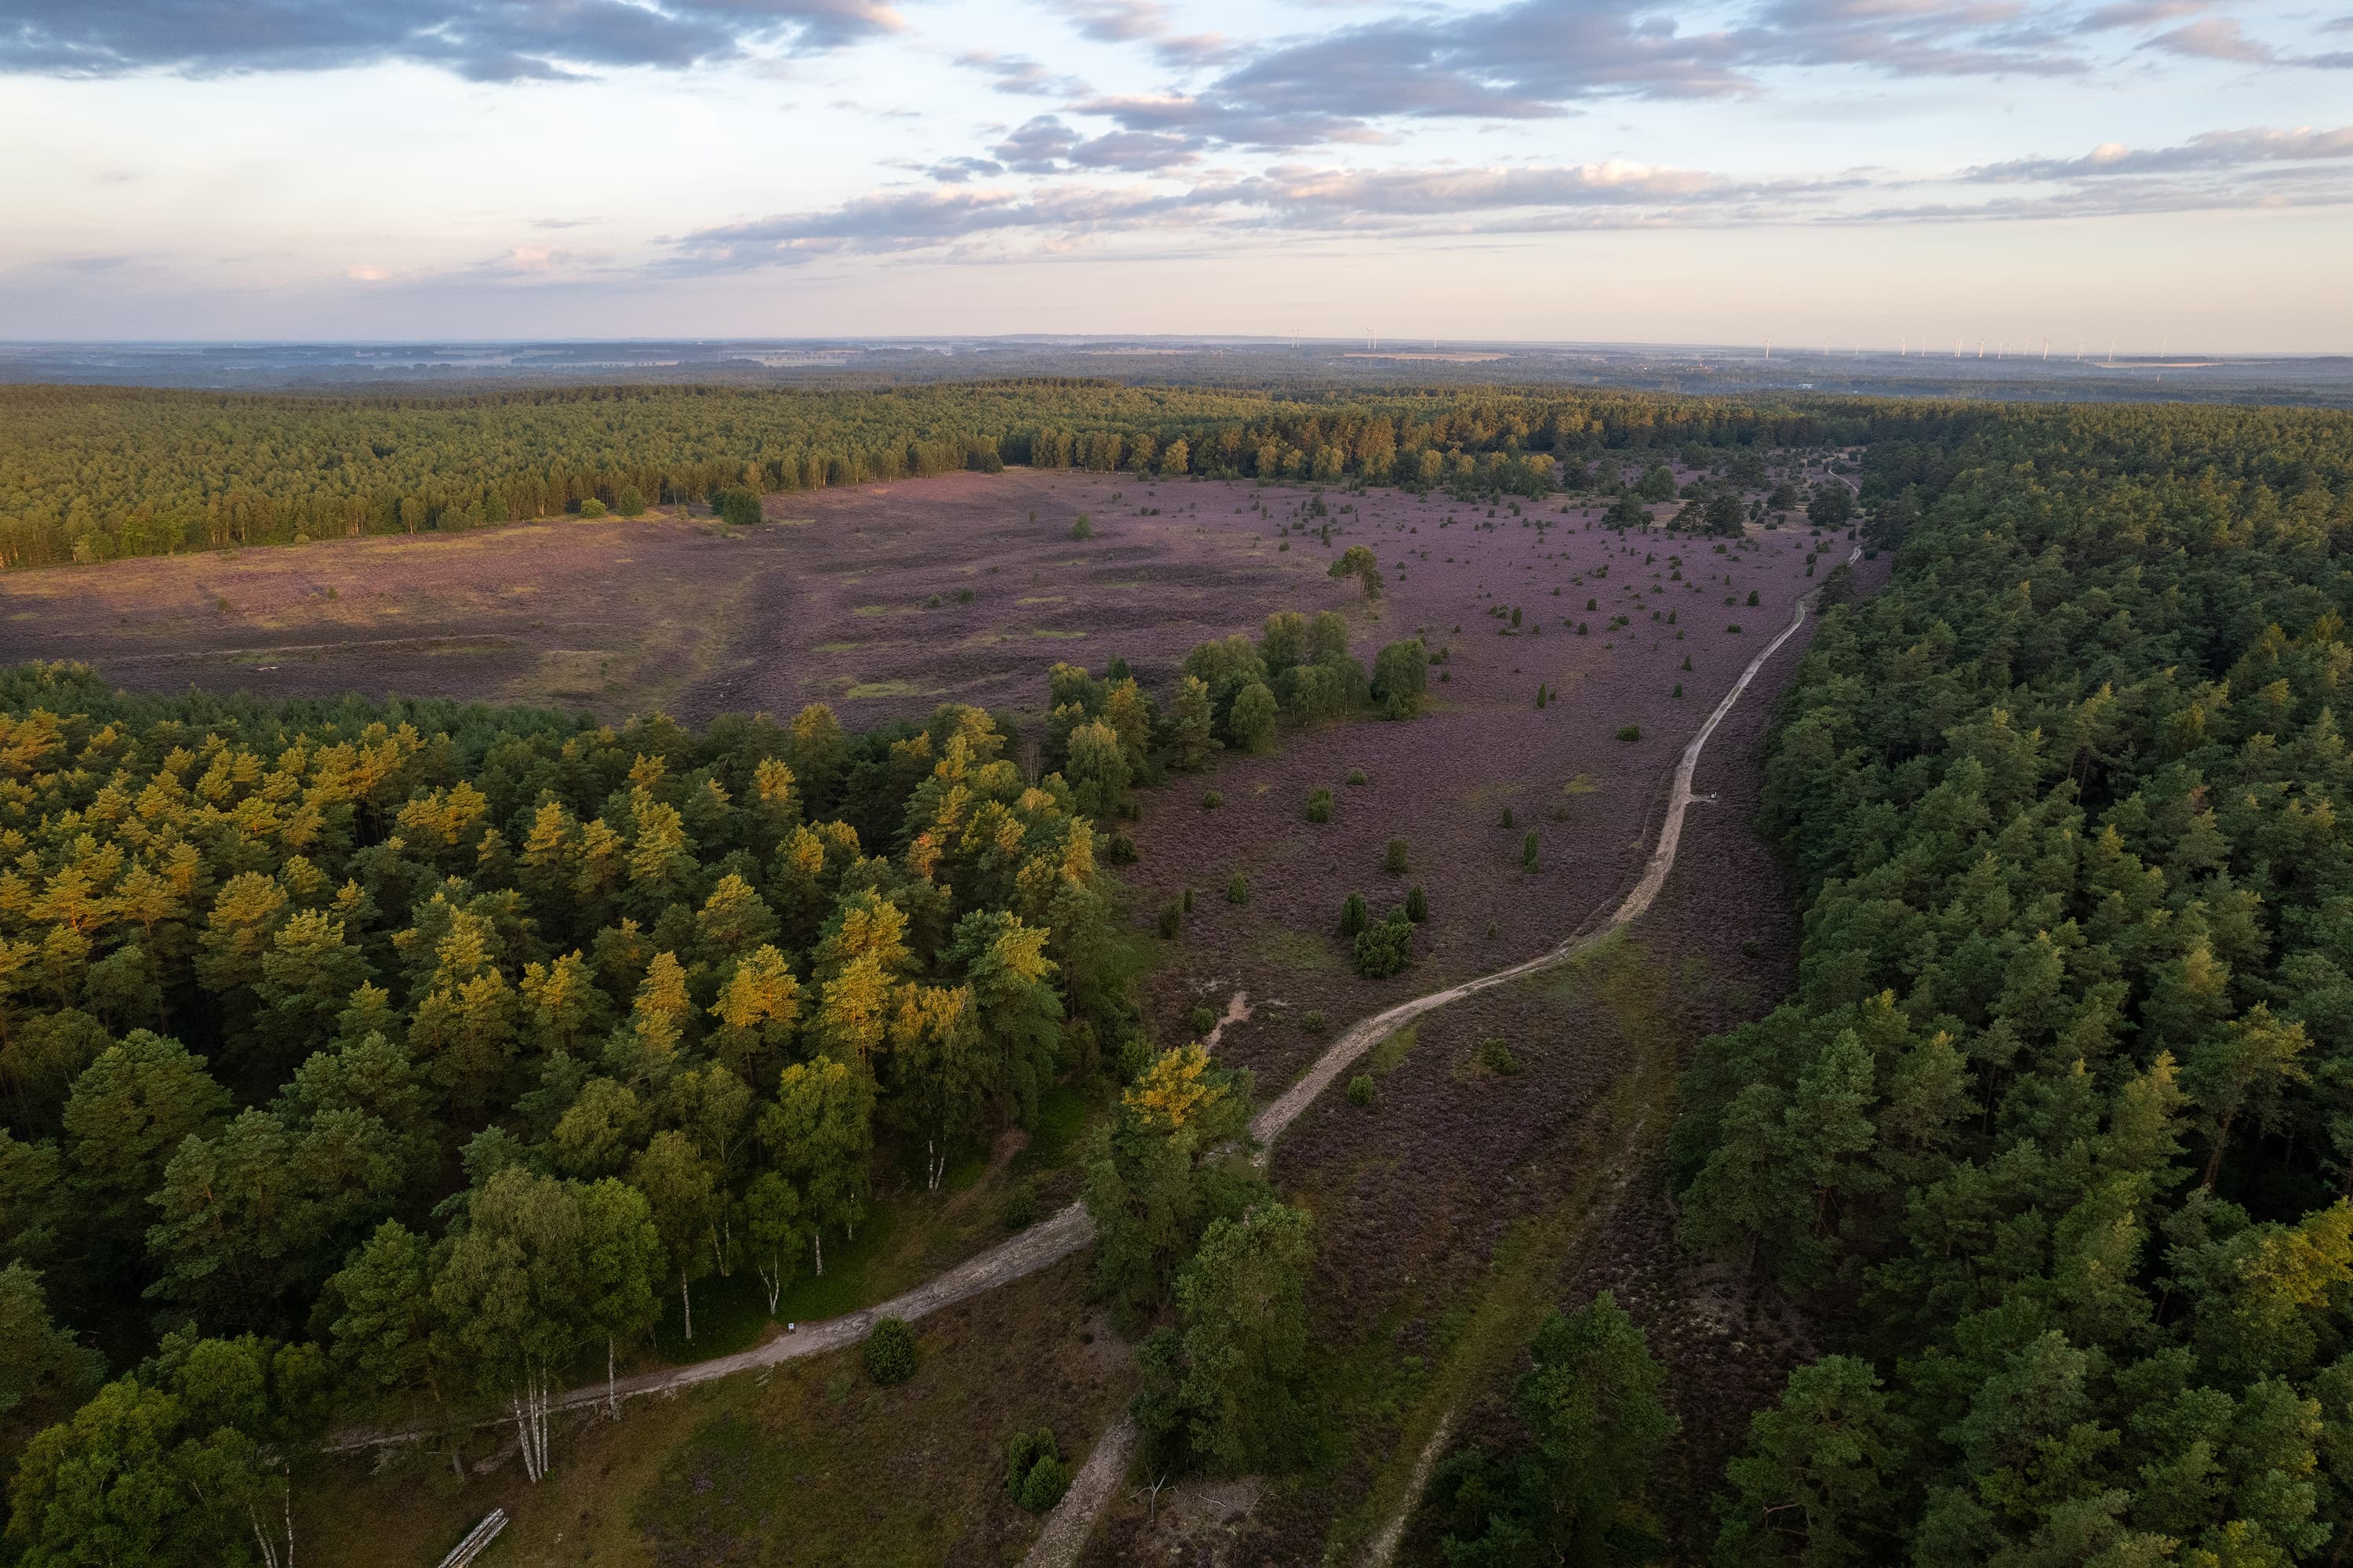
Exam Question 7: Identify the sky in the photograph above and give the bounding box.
[2,0,2351,350]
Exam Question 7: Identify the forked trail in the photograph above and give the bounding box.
[342,552,1848,1565]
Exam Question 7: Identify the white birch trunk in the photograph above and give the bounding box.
[813,1231,823,1277]
[681,1270,693,1341]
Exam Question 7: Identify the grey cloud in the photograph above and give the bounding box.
[1067,129,1202,170]
[1057,0,1167,43]
[994,116,1082,172]
[2140,16,2279,60]
[2075,0,2209,30]
[1968,124,2353,179]
[928,156,1006,183]
[0,0,901,81]
[953,49,1087,96]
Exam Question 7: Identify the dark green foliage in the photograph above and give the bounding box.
[1616,724,1641,741]
[1347,766,1369,786]
[1522,832,1539,872]
[1354,910,1413,979]
[1480,1038,1522,1076]
[1384,839,1410,875]
[1006,1427,1071,1512]
[1406,885,1428,923]
[715,486,762,529]
[1202,789,1223,809]
[1435,1292,1676,1565]
[1300,1010,1326,1034]
[1501,806,1515,828]
[1306,788,1333,823]
[615,486,646,517]
[1002,1184,1039,1231]
[1189,1006,1217,1035]
[1070,514,1094,540]
[1133,1202,1314,1475]
[1225,872,1249,905]
[1158,902,1184,939]
[1347,1074,1376,1108]
[1107,832,1138,864]
[1806,481,1855,528]
[1372,640,1429,719]
[1340,892,1369,940]
[862,1317,918,1384]
[578,497,608,519]
[1746,589,1760,606]
[1675,401,2353,1565]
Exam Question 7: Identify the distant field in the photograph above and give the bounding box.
[0,469,1373,724]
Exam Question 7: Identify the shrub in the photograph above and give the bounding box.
[1406,885,1428,922]
[1226,872,1249,905]
[1726,624,1742,634]
[923,592,943,609]
[1071,515,1093,540]
[1006,1429,1071,1512]
[715,486,762,529]
[615,486,646,517]
[1107,833,1138,865]
[1347,766,1369,786]
[864,1318,918,1384]
[1181,886,1195,912]
[1305,788,1333,824]
[1340,891,1369,939]
[1672,682,1684,698]
[956,586,975,603]
[1202,790,1223,809]
[1747,589,1759,606]
[1616,724,1642,742]
[1354,911,1413,978]
[1384,839,1409,875]
[578,497,609,519]
[1300,1010,1326,1034]
[1681,654,1693,671]
[1158,902,1183,938]
[1347,1074,1377,1108]
[1479,1038,1523,1076]
[1189,1004,1218,1035]
[1522,832,1539,872]
[1500,806,1515,828]
[1003,1184,1039,1231]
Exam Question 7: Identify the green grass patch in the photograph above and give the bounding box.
[1367,1023,1418,1075]
[846,679,926,700]
[1029,628,1087,640]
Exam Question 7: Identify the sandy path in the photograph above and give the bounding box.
[338,552,1849,1568]
[1021,1414,1140,1568]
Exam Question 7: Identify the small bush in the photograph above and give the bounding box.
[1202,790,1223,809]
[1500,806,1515,828]
[615,486,646,517]
[1305,788,1333,824]
[578,497,609,519]
[1189,1004,1218,1034]
[1522,832,1539,872]
[1726,623,1743,634]
[1006,1428,1071,1512]
[1384,839,1410,875]
[1616,724,1642,742]
[1226,872,1249,905]
[1071,515,1094,540]
[1346,1074,1377,1108]
[1181,886,1195,912]
[1406,885,1428,922]
[1157,902,1183,939]
[1681,654,1693,671]
[1747,589,1759,606]
[956,586,975,603]
[1672,682,1684,698]
[1347,766,1369,786]
[1353,911,1413,978]
[1300,1010,1326,1034]
[1107,833,1138,865]
[923,592,944,609]
[864,1318,918,1384]
[1002,1184,1039,1231]
[1479,1038,1523,1076]
[1340,891,1369,939]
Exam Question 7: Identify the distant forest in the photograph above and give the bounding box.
[3,380,1864,569]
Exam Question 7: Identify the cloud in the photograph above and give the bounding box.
[0,0,903,82]
[1053,0,1238,67]
[994,116,1082,171]
[927,156,1006,183]
[2140,16,2280,60]
[1068,129,1202,170]
[1968,123,2353,179]
[953,49,1086,96]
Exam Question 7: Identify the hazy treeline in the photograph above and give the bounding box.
[5,379,1891,569]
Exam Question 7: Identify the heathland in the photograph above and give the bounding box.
[4,384,2352,1568]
